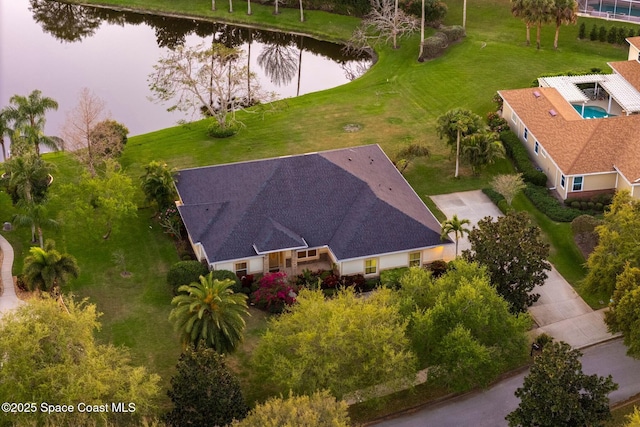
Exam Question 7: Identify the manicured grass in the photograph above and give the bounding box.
[4,0,633,418]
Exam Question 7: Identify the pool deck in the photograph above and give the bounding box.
[574,98,624,118]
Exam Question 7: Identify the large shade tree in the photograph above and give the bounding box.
[0,296,160,426]
[5,89,59,156]
[169,273,249,353]
[507,341,617,427]
[22,240,79,293]
[463,211,551,314]
[436,108,484,178]
[605,264,640,358]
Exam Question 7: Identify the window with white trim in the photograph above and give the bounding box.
[235,262,248,277]
[409,252,421,267]
[534,141,539,155]
[365,258,378,275]
[560,175,566,189]
[297,249,318,259]
[523,128,529,140]
[572,176,584,192]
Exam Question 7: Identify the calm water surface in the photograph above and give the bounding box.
[0,0,370,139]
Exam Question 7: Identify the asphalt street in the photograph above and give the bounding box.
[374,339,640,427]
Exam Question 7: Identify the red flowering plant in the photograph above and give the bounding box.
[251,272,297,313]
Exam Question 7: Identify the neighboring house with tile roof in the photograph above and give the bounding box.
[498,37,640,200]
[175,145,450,278]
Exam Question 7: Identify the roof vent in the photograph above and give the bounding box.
[549,109,557,117]
[533,90,541,98]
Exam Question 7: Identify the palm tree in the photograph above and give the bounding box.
[462,0,468,29]
[441,215,471,257]
[418,0,425,60]
[140,161,177,212]
[6,90,60,156]
[511,0,532,46]
[436,109,484,178]
[461,131,505,175]
[13,200,59,248]
[528,0,555,49]
[0,110,11,161]
[299,0,304,21]
[169,273,249,354]
[3,154,55,205]
[23,240,80,293]
[552,0,577,49]
[247,0,252,14]
[274,0,280,15]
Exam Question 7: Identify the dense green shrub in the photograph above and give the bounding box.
[381,267,410,289]
[522,184,583,222]
[617,27,628,44]
[607,26,618,44]
[571,214,603,235]
[428,260,448,278]
[499,131,548,186]
[590,24,598,41]
[599,25,607,42]
[578,22,586,39]
[487,111,508,133]
[420,32,449,60]
[207,121,238,138]
[167,261,209,295]
[211,269,243,293]
[440,25,466,42]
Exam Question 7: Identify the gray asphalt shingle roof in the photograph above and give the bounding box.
[175,145,446,264]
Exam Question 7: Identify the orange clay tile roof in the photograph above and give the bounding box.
[499,87,640,182]
[627,36,640,51]
[609,60,640,92]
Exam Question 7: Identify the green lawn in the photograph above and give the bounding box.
[3,0,634,418]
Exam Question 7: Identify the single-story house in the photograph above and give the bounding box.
[174,144,451,278]
[499,37,640,200]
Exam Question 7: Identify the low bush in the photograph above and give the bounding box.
[564,194,611,212]
[341,274,366,290]
[252,272,297,313]
[440,25,465,42]
[420,32,449,60]
[207,121,239,138]
[578,22,586,39]
[381,267,409,289]
[427,260,448,278]
[499,131,547,186]
[210,269,243,294]
[482,187,513,214]
[167,261,209,295]
[522,184,583,222]
[487,112,508,133]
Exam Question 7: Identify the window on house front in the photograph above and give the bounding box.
[561,175,566,189]
[235,262,248,277]
[297,249,318,259]
[365,259,377,275]
[523,128,529,140]
[534,141,539,155]
[572,176,584,192]
[409,252,421,267]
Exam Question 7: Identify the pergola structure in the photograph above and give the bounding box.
[538,74,640,115]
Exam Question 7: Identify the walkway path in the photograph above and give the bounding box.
[0,233,21,314]
[431,190,616,349]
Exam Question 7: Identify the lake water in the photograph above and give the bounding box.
[0,0,370,143]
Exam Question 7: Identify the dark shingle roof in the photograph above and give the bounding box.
[175,145,446,263]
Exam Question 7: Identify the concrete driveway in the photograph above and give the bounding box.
[0,233,21,315]
[430,190,615,349]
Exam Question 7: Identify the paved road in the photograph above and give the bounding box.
[374,339,640,427]
[0,233,21,314]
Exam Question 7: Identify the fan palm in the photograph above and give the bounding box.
[23,241,80,293]
[6,90,60,156]
[553,0,577,49]
[527,0,555,49]
[461,131,505,175]
[3,154,55,204]
[140,161,177,211]
[170,273,249,354]
[441,215,471,257]
[436,109,484,178]
[511,0,532,46]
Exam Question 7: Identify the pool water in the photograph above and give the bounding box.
[594,4,640,17]
[572,105,613,119]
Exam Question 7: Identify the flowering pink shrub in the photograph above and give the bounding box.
[251,272,297,313]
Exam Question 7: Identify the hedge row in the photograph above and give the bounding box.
[499,131,548,187]
[419,25,465,60]
[522,184,584,222]
[481,188,512,214]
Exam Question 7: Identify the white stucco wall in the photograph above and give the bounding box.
[379,253,409,270]
[341,260,363,276]
[249,258,264,273]
[215,262,234,271]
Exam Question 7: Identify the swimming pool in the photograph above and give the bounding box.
[572,105,614,119]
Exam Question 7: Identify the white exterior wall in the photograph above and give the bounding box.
[379,252,409,270]
[215,262,234,271]
[213,257,263,274]
[341,260,363,276]
[249,258,264,273]
[423,246,445,263]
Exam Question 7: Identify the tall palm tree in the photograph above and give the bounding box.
[170,273,249,354]
[461,131,505,175]
[0,110,11,161]
[6,90,60,156]
[441,215,471,257]
[528,0,555,49]
[3,154,55,205]
[552,0,577,49]
[436,109,483,178]
[418,0,425,60]
[462,0,468,29]
[299,0,304,21]
[13,200,59,248]
[23,240,80,293]
[511,0,532,46]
